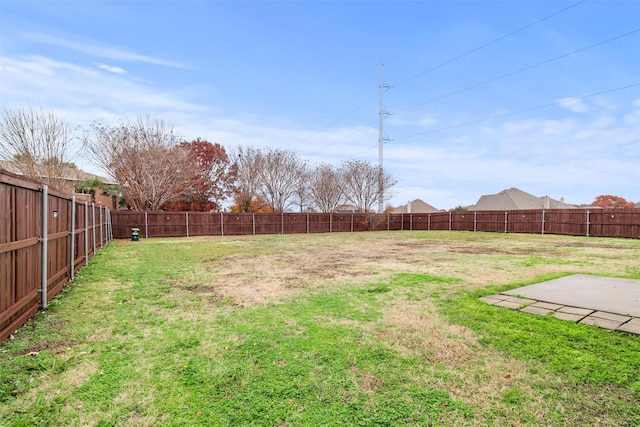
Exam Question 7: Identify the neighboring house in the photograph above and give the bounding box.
[335,204,360,213]
[468,188,576,211]
[0,161,116,207]
[391,198,440,214]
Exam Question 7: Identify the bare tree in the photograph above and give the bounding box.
[309,163,344,213]
[0,106,78,191]
[339,160,396,213]
[85,116,196,210]
[231,146,264,212]
[257,148,307,212]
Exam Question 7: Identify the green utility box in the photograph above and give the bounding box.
[131,228,140,241]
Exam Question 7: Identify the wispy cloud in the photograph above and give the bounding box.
[557,97,589,113]
[23,32,187,68]
[94,63,127,75]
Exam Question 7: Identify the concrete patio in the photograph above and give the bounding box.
[480,274,640,335]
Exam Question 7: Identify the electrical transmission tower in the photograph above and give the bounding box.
[378,62,390,213]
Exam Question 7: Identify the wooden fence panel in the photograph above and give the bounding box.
[507,210,543,234]
[451,212,474,231]
[589,209,640,238]
[1,170,112,345]
[283,213,307,234]
[308,213,331,233]
[544,210,587,236]
[474,211,504,233]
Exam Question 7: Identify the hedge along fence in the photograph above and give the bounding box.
[0,170,113,344]
[111,208,640,239]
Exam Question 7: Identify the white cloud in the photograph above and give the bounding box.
[23,32,187,68]
[94,63,127,74]
[557,97,588,113]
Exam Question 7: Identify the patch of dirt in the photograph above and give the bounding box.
[23,340,78,355]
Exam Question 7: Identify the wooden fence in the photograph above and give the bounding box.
[111,209,640,239]
[0,170,112,344]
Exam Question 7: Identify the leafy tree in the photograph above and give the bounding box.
[591,195,635,209]
[0,106,77,192]
[86,116,196,211]
[76,177,104,204]
[452,205,468,211]
[229,193,272,213]
[163,138,235,212]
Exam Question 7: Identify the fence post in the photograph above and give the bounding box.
[504,211,508,234]
[220,212,224,236]
[586,210,590,237]
[40,185,48,309]
[186,212,189,237]
[474,211,477,232]
[306,213,309,234]
[330,213,333,233]
[428,213,431,231]
[351,213,354,232]
[541,210,545,235]
[144,212,149,238]
[99,206,103,248]
[84,202,89,266]
[70,196,76,280]
[449,211,452,231]
[410,214,413,231]
[253,213,256,235]
[92,203,96,255]
[107,209,112,241]
[281,212,284,235]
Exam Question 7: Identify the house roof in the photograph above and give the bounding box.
[468,188,576,211]
[0,160,113,184]
[392,199,440,213]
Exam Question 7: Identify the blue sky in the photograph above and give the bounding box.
[1,0,638,209]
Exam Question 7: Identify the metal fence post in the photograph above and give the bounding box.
[541,210,545,235]
[306,213,309,234]
[40,185,48,309]
[504,211,508,234]
[186,212,189,237]
[428,213,431,231]
[449,211,452,231]
[70,196,76,280]
[351,213,354,232]
[253,213,256,235]
[99,206,103,248]
[84,202,89,265]
[91,203,96,255]
[410,214,413,231]
[220,212,224,236]
[474,211,477,232]
[586,210,590,237]
[281,212,284,235]
[330,214,333,233]
[145,211,149,238]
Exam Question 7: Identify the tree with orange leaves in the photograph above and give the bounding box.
[163,138,235,211]
[228,192,272,213]
[591,195,635,209]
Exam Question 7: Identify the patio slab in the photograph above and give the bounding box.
[479,274,640,336]
[502,274,640,317]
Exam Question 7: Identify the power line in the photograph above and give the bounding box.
[393,83,640,141]
[300,94,378,151]
[391,0,587,88]
[395,28,640,114]
[303,0,590,160]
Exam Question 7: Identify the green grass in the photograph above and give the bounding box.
[1,231,639,426]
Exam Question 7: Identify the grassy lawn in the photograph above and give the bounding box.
[1,231,639,426]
